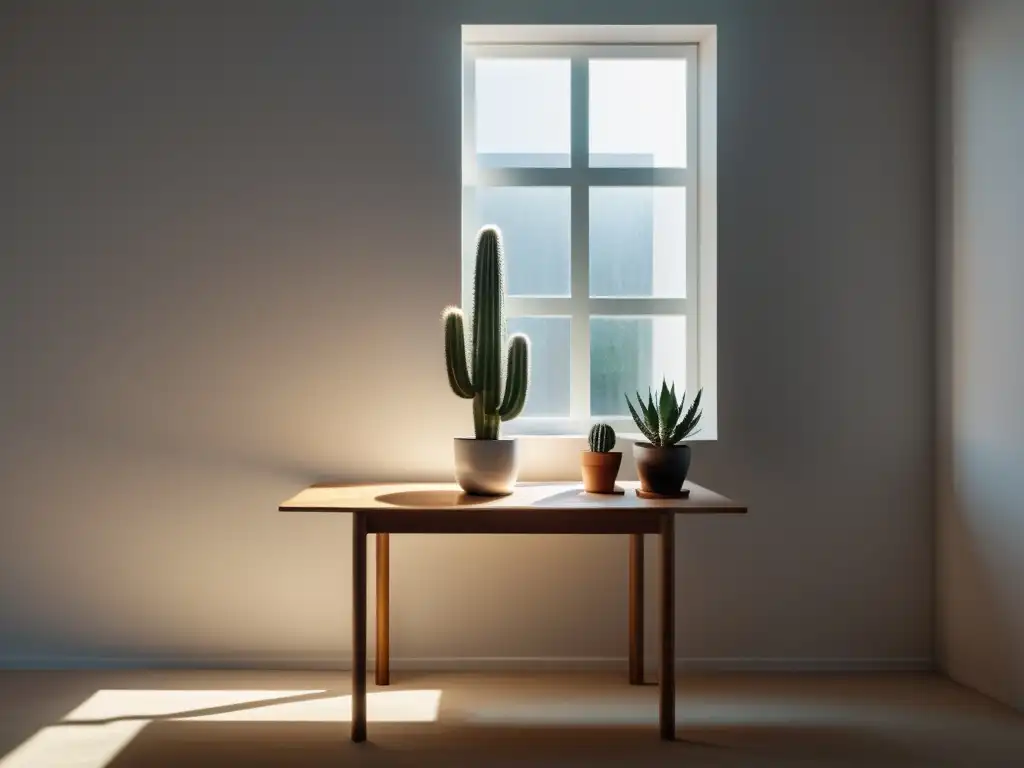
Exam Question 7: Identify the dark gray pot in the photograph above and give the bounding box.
[633,443,691,495]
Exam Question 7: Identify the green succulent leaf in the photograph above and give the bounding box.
[659,380,680,444]
[625,393,643,427]
[636,390,653,426]
[669,389,704,444]
[625,395,659,444]
[667,392,683,435]
[680,388,703,430]
[669,415,692,443]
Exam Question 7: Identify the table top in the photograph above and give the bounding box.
[280,480,743,513]
[279,482,744,535]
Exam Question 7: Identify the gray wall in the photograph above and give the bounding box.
[937,0,1024,710]
[1,0,934,668]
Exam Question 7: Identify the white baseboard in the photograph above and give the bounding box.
[0,654,934,673]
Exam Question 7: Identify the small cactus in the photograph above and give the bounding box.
[588,423,616,453]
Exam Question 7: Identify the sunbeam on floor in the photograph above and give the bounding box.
[0,688,442,768]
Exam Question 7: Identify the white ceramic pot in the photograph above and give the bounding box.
[453,437,519,496]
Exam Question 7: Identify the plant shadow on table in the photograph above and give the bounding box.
[374,490,493,507]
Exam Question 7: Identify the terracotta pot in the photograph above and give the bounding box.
[633,443,691,495]
[581,451,623,493]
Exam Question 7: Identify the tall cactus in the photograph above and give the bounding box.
[443,226,530,439]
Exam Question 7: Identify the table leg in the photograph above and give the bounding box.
[375,532,390,686]
[628,533,644,685]
[352,513,367,743]
[659,512,675,740]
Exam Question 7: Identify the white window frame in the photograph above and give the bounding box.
[461,26,718,440]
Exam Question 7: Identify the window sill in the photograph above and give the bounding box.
[499,415,717,441]
[502,429,718,443]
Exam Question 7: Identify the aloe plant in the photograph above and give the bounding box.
[625,381,702,447]
[588,423,616,453]
[443,226,530,439]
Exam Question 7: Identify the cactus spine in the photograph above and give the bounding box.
[444,226,530,439]
[588,423,616,453]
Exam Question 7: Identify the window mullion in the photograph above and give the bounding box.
[685,46,701,400]
[570,56,590,425]
[506,298,573,316]
[462,52,477,310]
[477,167,687,186]
[462,52,477,186]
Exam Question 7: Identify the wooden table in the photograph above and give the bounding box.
[278,480,746,742]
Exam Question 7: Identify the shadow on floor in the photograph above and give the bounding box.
[3,671,1023,768]
[99,720,931,768]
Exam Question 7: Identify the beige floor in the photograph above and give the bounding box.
[0,670,1022,767]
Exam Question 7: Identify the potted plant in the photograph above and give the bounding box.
[442,225,530,496]
[581,423,622,494]
[625,381,703,496]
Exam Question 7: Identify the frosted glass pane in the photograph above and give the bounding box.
[590,317,686,417]
[476,59,571,168]
[472,187,571,297]
[508,317,570,417]
[589,59,687,168]
[590,187,686,298]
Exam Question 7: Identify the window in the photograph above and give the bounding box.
[462,26,717,438]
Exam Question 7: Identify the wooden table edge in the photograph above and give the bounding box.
[278,503,748,514]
